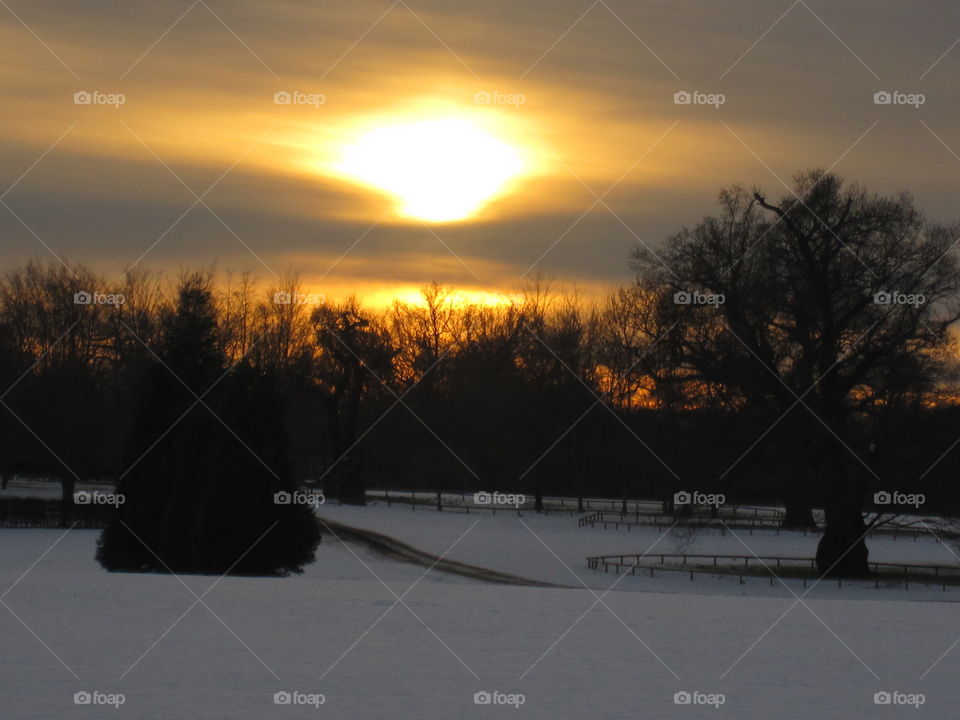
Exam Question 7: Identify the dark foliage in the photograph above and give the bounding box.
[96,275,318,576]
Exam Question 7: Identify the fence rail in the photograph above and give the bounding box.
[365,489,788,519]
[577,509,953,540]
[365,492,791,523]
[342,490,960,541]
[578,509,788,533]
[363,490,579,516]
[585,552,960,591]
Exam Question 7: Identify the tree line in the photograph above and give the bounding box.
[1,170,958,576]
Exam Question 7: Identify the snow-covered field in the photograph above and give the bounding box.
[2,504,960,719]
[320,502,960,598]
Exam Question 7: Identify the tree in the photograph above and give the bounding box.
[0,322,26,491]
[390,284,463,508]
[632,170,960,576]
[0,261,120,521]
[519,289,600,511]
[97,272,318,575]
[311,299,394,504]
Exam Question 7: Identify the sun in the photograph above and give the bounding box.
[332,117,526,223]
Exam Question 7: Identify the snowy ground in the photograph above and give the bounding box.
[319,502,960,599]
[2,506,960,718]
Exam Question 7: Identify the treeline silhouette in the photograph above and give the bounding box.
[1,170,959,576]
[0,267,957,511]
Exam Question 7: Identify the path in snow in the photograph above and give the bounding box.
[318,516,566,588]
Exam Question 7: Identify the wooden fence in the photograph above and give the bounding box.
[586,552,960,591]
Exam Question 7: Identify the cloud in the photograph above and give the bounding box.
[2,0,959,297]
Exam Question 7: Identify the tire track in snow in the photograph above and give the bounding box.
[318,517,568,588]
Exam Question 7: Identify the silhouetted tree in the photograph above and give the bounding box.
[0,262,121,519]
[632,170,960,576]
[97,273,318,574]
[311,299,394,504]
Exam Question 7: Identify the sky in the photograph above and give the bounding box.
[1,0,959,304]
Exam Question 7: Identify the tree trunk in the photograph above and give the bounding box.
[781,432,819,528]
[60,476,75,528]
[620,464,627,514]
[782,496,817,529]
[325,389,366,505]
[811,396,870,577]
[815,449,869,577]
[338,451,366,505]
[815,498,869,577]
[572,431,584,513]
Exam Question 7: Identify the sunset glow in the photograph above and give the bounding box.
[331,116,527,222]
[381,286,525,308]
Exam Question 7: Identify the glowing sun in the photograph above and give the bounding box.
[333,117,526,223]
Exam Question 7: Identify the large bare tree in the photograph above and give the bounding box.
[632,170,960,576]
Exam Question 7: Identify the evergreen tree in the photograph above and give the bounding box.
[97,273,318,575]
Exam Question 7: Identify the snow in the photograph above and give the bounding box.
[318,502,960,599]
[2,506,959,719]
[0,478,111,500]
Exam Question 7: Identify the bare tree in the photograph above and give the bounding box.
[253,274,315,371]
[311,298,394,504]
[0,261,128,523]
[632,170,960,576]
